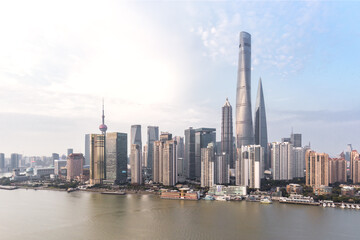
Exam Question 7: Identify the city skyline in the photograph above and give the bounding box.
[1,1,360,156]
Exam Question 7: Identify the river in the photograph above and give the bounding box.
[0,189,358,240]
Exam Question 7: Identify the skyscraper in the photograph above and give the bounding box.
[221,98,234,168]
[215,153,229,185]
[147,126,159,174]
[131,125,142,148]
[184,127,196,179]
[66,153,84,181]
[195,128,216,180]
[236,31,254,148]
[106,132,128,184]
[0,153,5,169]
[90,134,106,184]
[236,145,263,189]
[152,133,177,186]
[130,144,142,184]
[84,134,90,166]
[254,78,268,170]
[291,133,302,148]
[201,143,215,187]
[305,150,329,187]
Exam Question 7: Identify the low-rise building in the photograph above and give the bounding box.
[286,184,303,194]
[313,185,332,195]
[34,167,55,177]
[208,185,247,196]
[341,186,355,197]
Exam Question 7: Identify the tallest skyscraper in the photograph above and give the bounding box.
[236,31,254,147]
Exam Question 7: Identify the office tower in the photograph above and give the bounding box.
[174,136,184,161]
[143,145,148,168]
[147,126,159,173]
[293,147,305,178]
[184,127,196,179]
[84,134,90,166]
[131,125,142,148]
[67,148,73,156]
[221,98,234,168]
[345,144,353,163]
[177,158,185,182]
[54,159,67,176]
[305,150,329,187]
[282,138,291,143]
[236,31,254,148]
[290,133,302,148]
[215,153,229,185]
[66,153,84,181]
[106,132,128,184]
[130,144,142,184]
[10,153,20,170]
[236,145,263,189]
[90,134,106,184]
[52,153,60,166]
[350,150,360,183]
[201,143,215,187]
[0,153,5,169]
[254,78,268,170]
[195,128,216,180]
[329,158,347,184]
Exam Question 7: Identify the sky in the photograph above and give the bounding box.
[0,0,359,157]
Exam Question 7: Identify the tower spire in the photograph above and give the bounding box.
[99,98,108,134]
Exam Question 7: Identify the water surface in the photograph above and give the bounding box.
[0,189,358,240]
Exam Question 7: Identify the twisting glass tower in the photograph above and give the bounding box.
[236,31,254,148]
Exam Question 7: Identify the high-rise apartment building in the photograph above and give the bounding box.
[201,143,215,187]
[271,142,297,180]
[254,78,268,170]
[106,132,128,184]
[221,98,234,168]
[236,145,263,189]
[130,144,142,184]
[143,145,148,168]
[215,153,229,185]
[66,153,84,181]
[162,138,177,186]
[152,133,177,186]
[350,150,360,183]
[147,126,159,173]
[293,147,305,178]
[236,31,254,148]
[305,150,329,187]
[329,158,347,184]
[90,134,106,184]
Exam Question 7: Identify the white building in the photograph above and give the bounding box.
[236,145,263,189]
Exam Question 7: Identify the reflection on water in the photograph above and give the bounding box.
[0,189,359,240]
